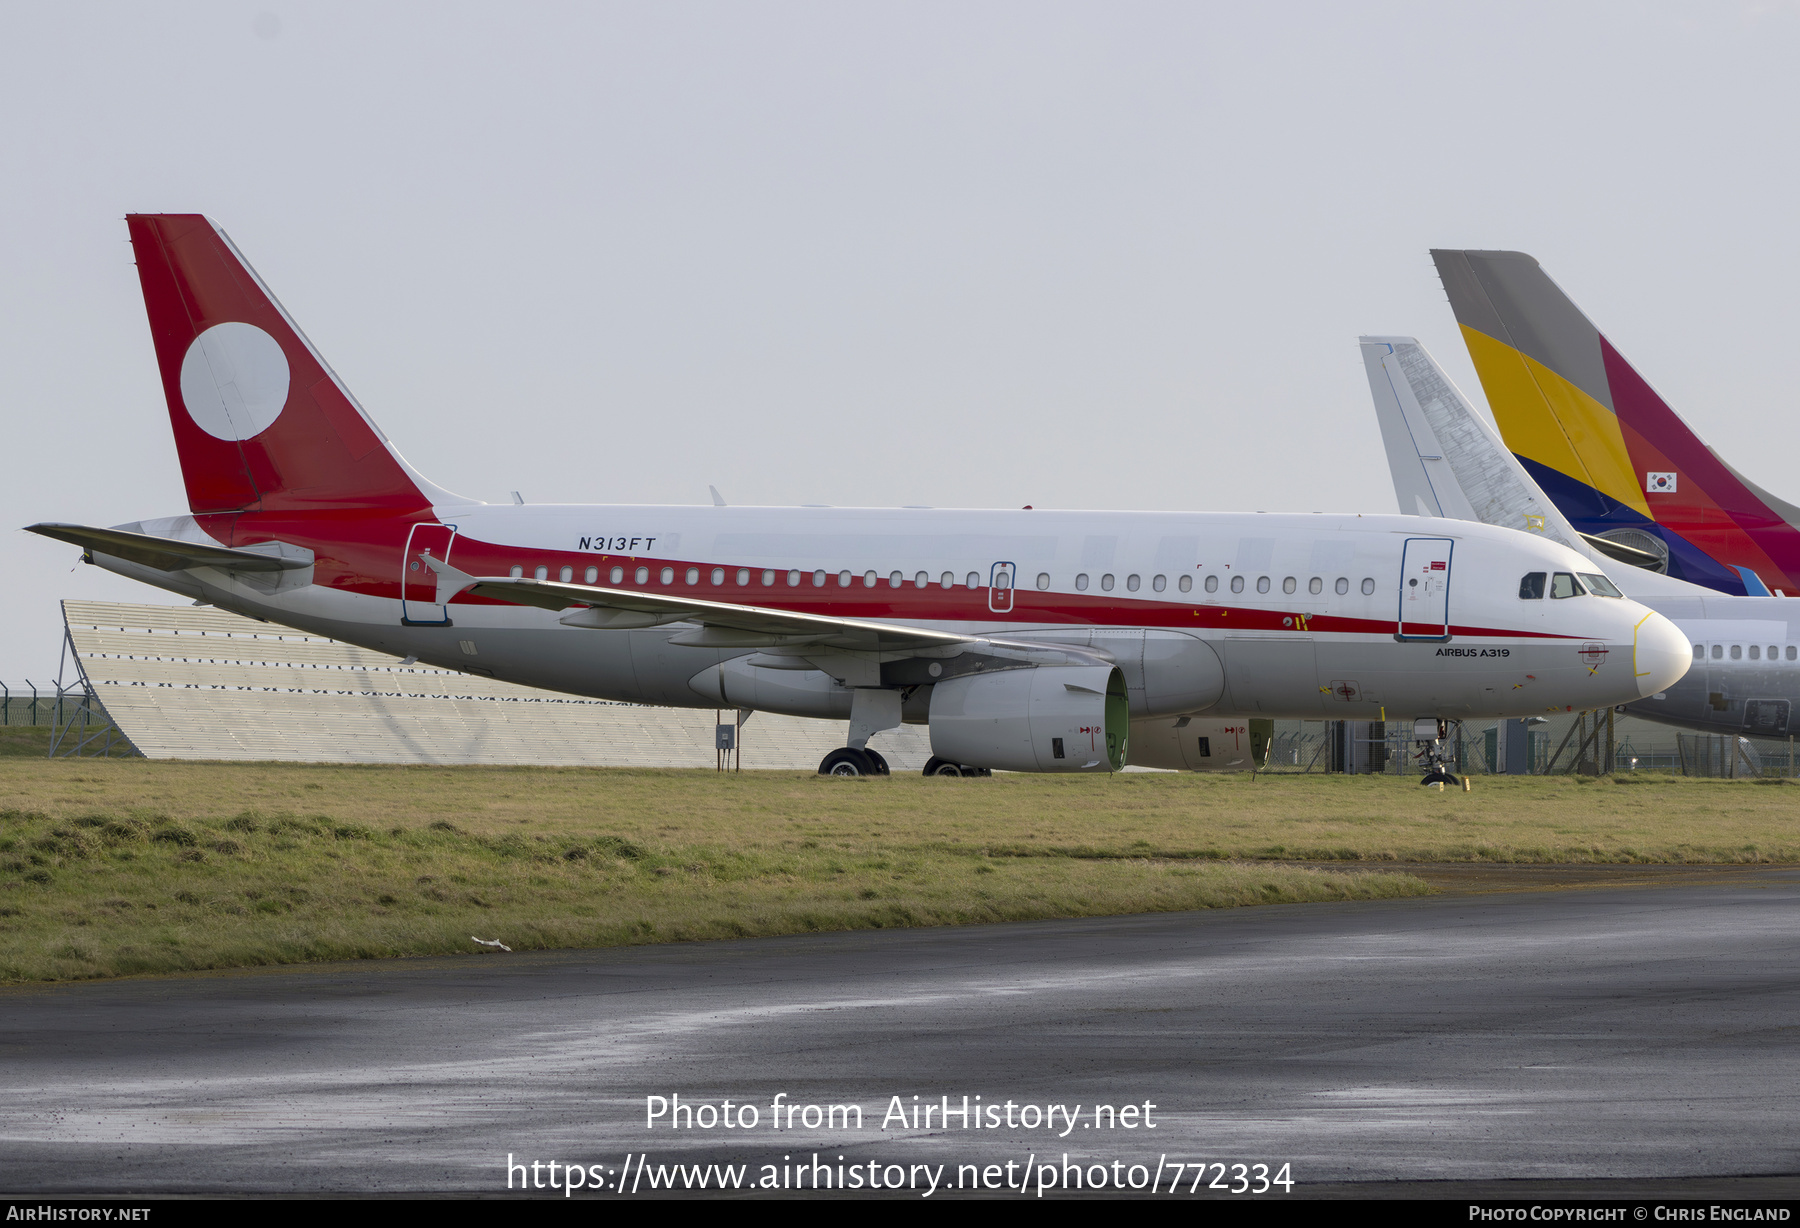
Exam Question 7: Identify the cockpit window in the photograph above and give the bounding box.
[1519,572,1546,599]
[1579,573,1623,598]
[1550,572,1585,599]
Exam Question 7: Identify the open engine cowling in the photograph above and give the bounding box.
[928,664,1128,772]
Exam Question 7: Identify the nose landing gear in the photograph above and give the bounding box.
[1413,718,1461,787]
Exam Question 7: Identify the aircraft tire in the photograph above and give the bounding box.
[820,748,877,777]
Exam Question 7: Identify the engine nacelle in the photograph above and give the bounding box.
[688,657,850,720]
[928,664,1128,772]
[1128,717,1272,771]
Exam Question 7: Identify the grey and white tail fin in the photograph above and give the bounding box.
[1359,335,1706,597]
[1363,335,1590,547]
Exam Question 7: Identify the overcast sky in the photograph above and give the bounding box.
[5,1,1800,679]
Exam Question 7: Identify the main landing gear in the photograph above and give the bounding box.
[818,747,890,777]
[922,756,991,778]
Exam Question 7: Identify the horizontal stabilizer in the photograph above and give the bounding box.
[25,522,312,573]
[1581,532,1666,570]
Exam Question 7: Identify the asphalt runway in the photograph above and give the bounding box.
[3,869,1798,1198]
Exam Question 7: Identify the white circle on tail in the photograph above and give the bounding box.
[179,322,291,441]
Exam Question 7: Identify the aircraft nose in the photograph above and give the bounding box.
[1632,608,1691,698]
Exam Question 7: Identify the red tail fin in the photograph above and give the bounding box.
[127,214,433,515]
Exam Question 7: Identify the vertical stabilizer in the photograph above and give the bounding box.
[1432,248,1800,595]
[1359,335,1711,599]
[127,215,464,517]
[1363,336,1589,553]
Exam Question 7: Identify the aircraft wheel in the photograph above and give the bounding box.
[924,756,963,777]
[863,748,891,775]
[820,748,876,777]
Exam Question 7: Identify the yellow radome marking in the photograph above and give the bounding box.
[1632,611,1654,678]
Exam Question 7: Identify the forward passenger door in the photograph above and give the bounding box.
[1397,537,1453,641]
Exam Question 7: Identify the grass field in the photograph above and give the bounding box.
[3,758,1796,983]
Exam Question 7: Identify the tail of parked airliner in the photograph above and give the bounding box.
[1432,248,1800,597]
[127,214,461,517]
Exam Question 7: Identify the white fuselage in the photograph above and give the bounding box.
[93,503,1692,766]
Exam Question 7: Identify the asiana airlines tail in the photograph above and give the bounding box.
[1433,248,1800,598]
[26,216,1691,776]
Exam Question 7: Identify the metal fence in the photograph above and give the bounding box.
[1257,715,1800,778]
[1,681,65,727]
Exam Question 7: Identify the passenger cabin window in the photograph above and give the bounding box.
[585,567,598,584]
[889,571,903,588]
[1789,646,1796,661]
[534,566,549,581]
[814,570,827,586]
[1712,645,1723,659]
[560,566,574,583]
[1308,577,1322,595]
[1731,644,1742,660]
[635,566,650,584]
[1283,577,1296,595]
[789,570,801,586]
[917,571,931,588]
[1036,573,1050,590]
[711,567,725,585]
[1693,645,1703,660]
[1179,575,1193,593]
[1519,572,1547,599]
[966,572,979,588]
[610,566,624,584]
[1579,573,1623,597]
[737,568,751,586]
[509,565,523,578]
[1750,645,1761,660]
[1126,574,1140,592]
[940,572,954,588]
[763,569,777,586]
[1256,576,1270,594]
[1076,573,1089,591]
[864,571,877,587]
[686,567,700,585]
[1152,574,1165,592]
[1230,576,1244,594]
[1770,645,1780,659]
[1101,574,1114,591]
[1203,575,1217,593]
[1336,577,1349,595]
[839,570,852,587]
[661,567,675,585]
[1360,578,1375,595]
[1549,572,1584,599]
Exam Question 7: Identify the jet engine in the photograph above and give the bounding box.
[928,664,1128,772]
[1128,717,1273,771]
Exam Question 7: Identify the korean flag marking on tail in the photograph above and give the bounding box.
[1646,472,1678,494]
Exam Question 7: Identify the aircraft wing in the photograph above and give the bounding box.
[24,522,312,573]
[1358,337,1709,598]
[428,559,1086,658]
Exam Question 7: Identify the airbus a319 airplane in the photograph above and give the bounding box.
[26,216,1691,776]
